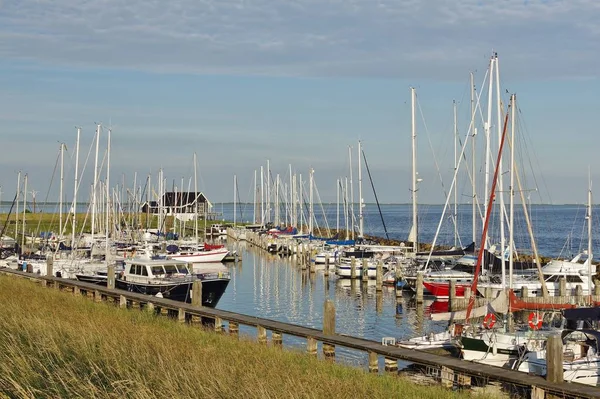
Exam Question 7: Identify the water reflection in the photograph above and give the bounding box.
[218,241,448,364]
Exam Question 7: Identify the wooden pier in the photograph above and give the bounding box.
[1,267,599,399]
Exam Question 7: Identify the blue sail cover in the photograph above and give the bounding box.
[325,239,356,246]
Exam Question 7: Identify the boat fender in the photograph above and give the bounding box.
[528,312,543,330]
[483,313,496,329]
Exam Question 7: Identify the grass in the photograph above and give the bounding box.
[0,275,492,399]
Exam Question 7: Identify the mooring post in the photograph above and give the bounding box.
[177,308,185,323]
[559,277,566,297]
[323,299,336,361]
[46,255,53,277]
[546,333,564,383]
[107,264,115,290]
[257,325,267,345]
[214,316,223,333]
[307,337,317,356]
[191,280,202,307]
[521,285,528,298]
[441,366,454,388]
[119,295,127,309]
[575,284,583,302]
[376,260,383,292]
[146,302,155,314]
[361,258,369,282]
[229,321,239,338]
[272,331,283,348]
[384,357,398,374]
[416,271,424,304]
[368,351,378,373]
[324,255,330,277]
[350,257,357,279]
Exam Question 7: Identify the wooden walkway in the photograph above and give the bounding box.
[2,267,599,399]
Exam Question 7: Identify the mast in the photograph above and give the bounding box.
[15,171,20,245]
[92,124,101,242]
[309,168,314,235]
[453,100,458,248]
[299,174,303,233]
[336,178,340,233]
[344,177,349,240]
[349,146,354,240]
[193,153,198,243]
[509,94,515,290]
[289,164,293,226]
[253,170,257,224]
[358,141,364,239]
[495,53,506,290]
[22,174,27,251]
[471,72,477,245]
[59,143,64,238]
[275,174,280,226]
[410,87,418,253]
[233,174,237,227]
[588,170,593,302]
[484,57,494,248]
[72,127,80,251]
[260,166,264,226]
[105,128,111,265]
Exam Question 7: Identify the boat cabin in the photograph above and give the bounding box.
[122,259,191,283]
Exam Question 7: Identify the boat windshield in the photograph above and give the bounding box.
[163,265,179,275]
[151,266,165,275]
[176,264,189,274]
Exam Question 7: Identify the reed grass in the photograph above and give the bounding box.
[0,276,492,399]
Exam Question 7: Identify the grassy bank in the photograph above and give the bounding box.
[0,276,488,399]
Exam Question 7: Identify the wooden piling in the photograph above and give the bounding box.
[324,255,330,277]
[119,295,127,309]
[384,357,398,374]
[229,321,239,338]
[368,351,378,373]
[73,286,80,296]
[214,317,223,333]
[416,272,424,304]
[94,290,102,303]
[146,302,155,313]
[521,286,529,298]
[323,299,335,361]
[46,256,53,277]
[546,333,564,384]
[272,331,283,347]
[350,257,357,279]
[107,264,115,289]
[257,325,267,345]
[576,284,583,301]
[191,280,202,307]
[441,366,454,388]
[361,259,369,282]
[559,277,566,297]
[177,308,185,323]
[307,337,317,356]
[376,260,383,291]
[530,386,545,399]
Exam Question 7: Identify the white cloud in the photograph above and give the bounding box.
[0,0,598,79]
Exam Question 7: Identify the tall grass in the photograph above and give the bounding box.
[0,276,494,399]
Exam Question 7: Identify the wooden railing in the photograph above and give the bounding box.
[1,267,599,399]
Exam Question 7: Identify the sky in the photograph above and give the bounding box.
[0,0,599,207]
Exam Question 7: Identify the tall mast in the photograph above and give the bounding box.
[92,123,101,242]
[495,53,507,290]
[349,146,354,240]
[15,172,20,246]
[233,174,237,227]
[253,170,257,224]
[344,177,349,240]
[453,100,458,248]
[336,178,340,233]
[260,166,264,226]
[105,128,111,264]
[275,174,280,226]
[358,141,364,239]
[193,153,198,243]
[289,164,293,226]
[509,94,515,290]
[411,87,418,253]
[309,168,314,235]
[59,143,64,238]
[588,169,593,301]
[73,127,80,249]
[266,160,270,224]
[470,72,477,245]
[22,174,27,251]
[299,174,303,233]
[484,57,494,248]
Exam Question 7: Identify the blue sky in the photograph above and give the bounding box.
[0,0,598,206]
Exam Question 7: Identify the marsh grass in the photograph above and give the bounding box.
[0,276,495,399]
